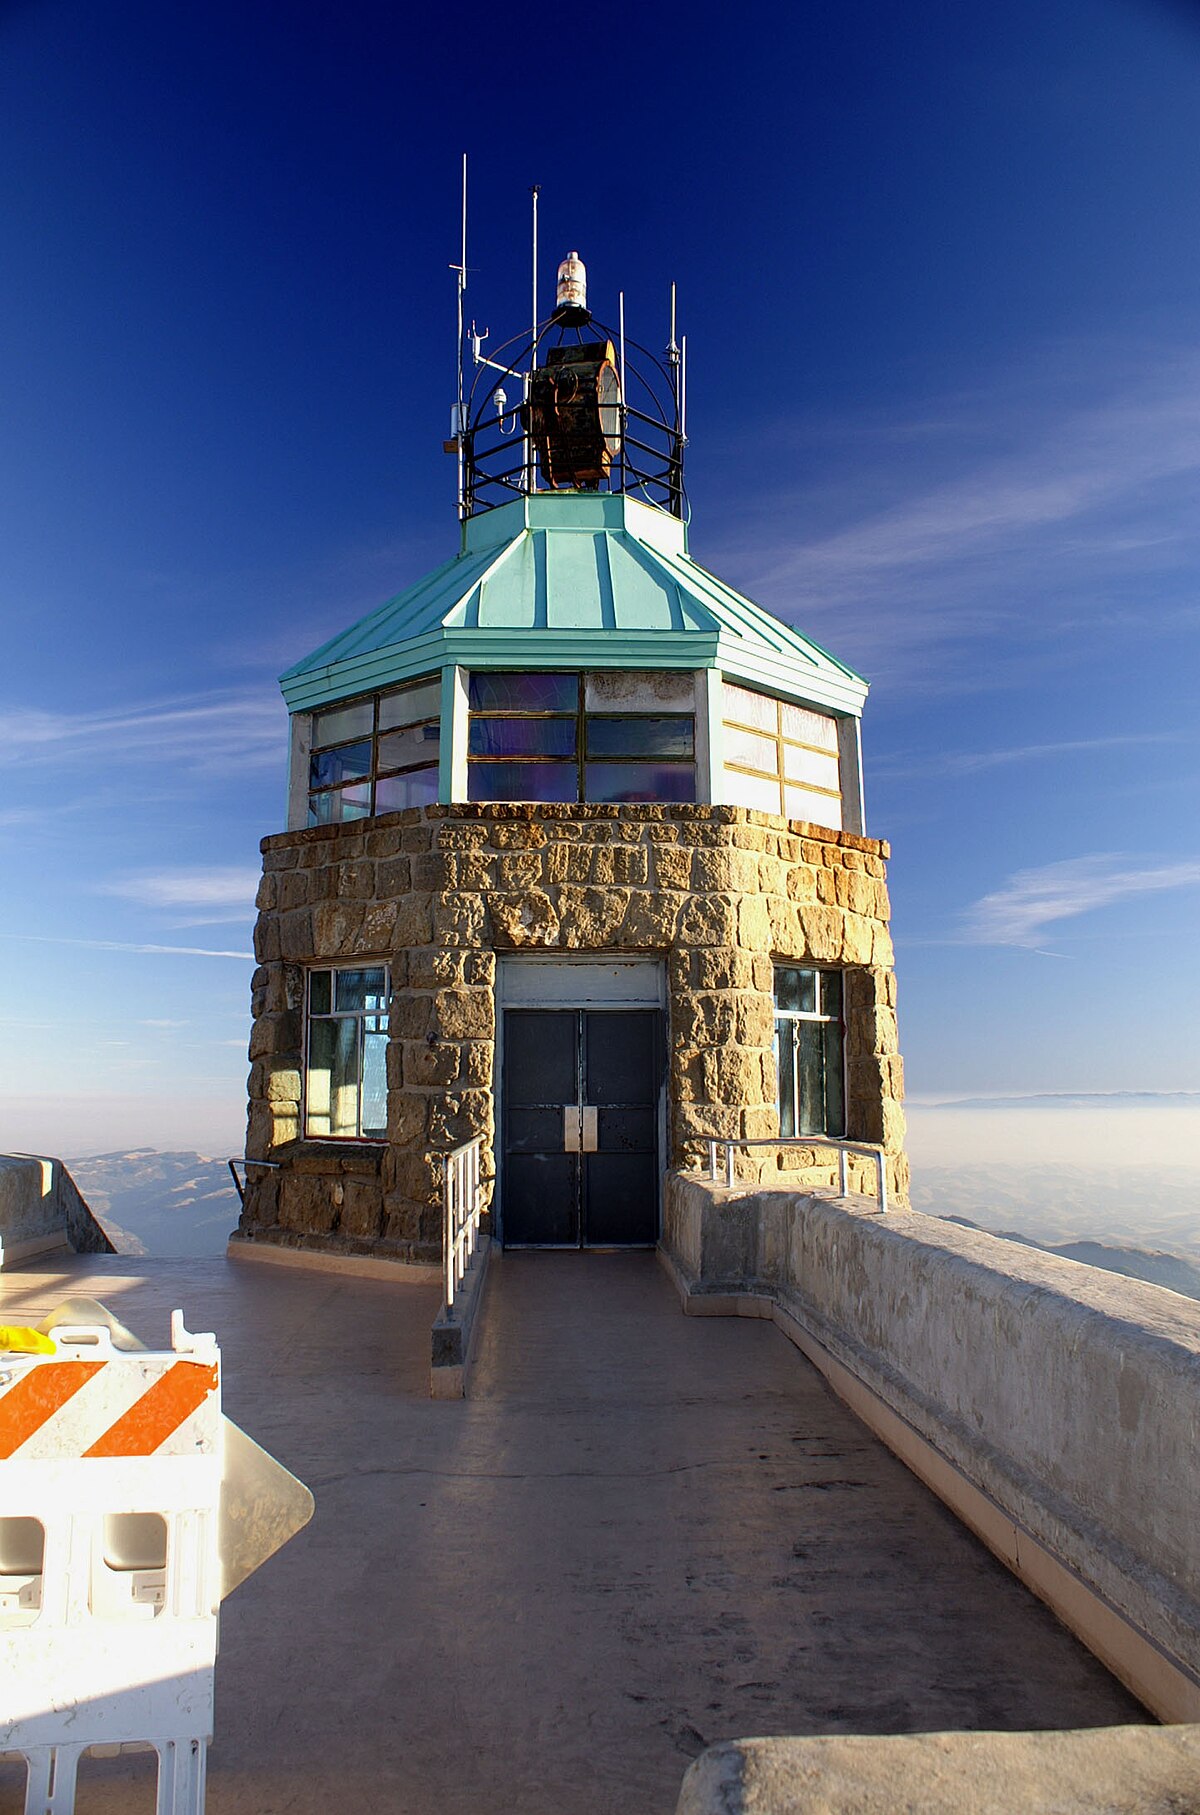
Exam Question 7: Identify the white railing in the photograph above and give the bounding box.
[443,1137,484,1316]
[706,1136,889,1213]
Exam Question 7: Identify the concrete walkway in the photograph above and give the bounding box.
[0,1250,1144,1814]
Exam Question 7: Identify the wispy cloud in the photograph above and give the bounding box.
[875,732,1180,782]
[708,344,1200,684]
[0,933,253,960]
[961,854,1200,949]
[95,867,260,909]
[0,692,285,777]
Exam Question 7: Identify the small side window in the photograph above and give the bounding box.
[774,967,844,1138]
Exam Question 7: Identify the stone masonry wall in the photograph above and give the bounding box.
[238,804,907,1265]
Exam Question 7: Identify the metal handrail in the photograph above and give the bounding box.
[443,1138,484,1318]
[226,1158,281,1205]
[706,1136,889,1213]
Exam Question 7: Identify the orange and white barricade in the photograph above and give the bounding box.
[0,1310,222,1813]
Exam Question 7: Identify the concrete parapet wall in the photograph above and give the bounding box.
[0,1154,115,1266]
[663,1171,1200,1720]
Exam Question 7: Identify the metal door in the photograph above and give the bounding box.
[501,1008,662,1247]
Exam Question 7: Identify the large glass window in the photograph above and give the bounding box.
[305,966,389,1139]
[723,682,842,828]
[467,672,696,804]
[774,967,844,1138]
[307,678,440,826]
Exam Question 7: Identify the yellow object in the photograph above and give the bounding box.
[0,1326,56,1354]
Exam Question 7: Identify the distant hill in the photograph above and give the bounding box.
[938,1214,1200,1302]
[66,1150,240,1258]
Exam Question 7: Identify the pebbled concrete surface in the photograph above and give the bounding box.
[0,1250,1145,1814]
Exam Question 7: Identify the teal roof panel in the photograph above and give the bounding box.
[280,492,867,715]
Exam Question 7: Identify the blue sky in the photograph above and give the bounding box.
[1,0,1198,1159]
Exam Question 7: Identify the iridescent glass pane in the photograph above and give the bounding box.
[374,766,439,812]
[378,722,439,770]
[468,673,578,712]
[468,717,577,757]
[468,761,578,803]
[307,783,370,826]
[584,762,695,803]
[586,716,694,759]
[309,740,371,789]
[378,679,442,730]
[313,701,373,745]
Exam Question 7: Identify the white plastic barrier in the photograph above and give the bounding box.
[0,1310,223,1813]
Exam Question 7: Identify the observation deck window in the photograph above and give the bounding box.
[723,681,842,827]
[467,672,696,805]
[308,677,440,825]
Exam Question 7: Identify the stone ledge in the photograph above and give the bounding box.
[675,1728,1200,1815]
[227,1232,440,1283]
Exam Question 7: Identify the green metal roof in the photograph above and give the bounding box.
[280,493,867,716]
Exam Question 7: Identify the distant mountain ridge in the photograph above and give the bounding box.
[66,1150,240,1258]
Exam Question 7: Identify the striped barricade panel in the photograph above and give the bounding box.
[0,1316,223,1815]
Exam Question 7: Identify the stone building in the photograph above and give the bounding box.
[235,256,907,1266]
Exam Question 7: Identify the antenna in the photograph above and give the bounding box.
[528,184,540,492]
[453,154,468,518]
[618,289,628,494]
[680,332,688,447]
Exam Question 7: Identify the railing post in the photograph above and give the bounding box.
[877,1152,888,1215]
[837,1148,848,1197]
[707,1139,718,1181]
[724,1143,734,1188]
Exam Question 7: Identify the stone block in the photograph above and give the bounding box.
[689,947,755,991]
[338,1180,384,1241]
[766,895,801,950]
[545,841,593,884]
[407,948,469,989]
[278,870,310,912]
[620,890,680,946]
[677,893,738,948]
[557,886,631,947]
[377,855,413,895]
[462,1042,495,1088]
[311,902,365,956]
[254,916,282,963]
[797,905,843,962]
[255,874,277,912]
[411,853,442,892]
[438,988,493,1041]
[653,845,692,890]
[737,894,773,953]
[402,1039,460,1088]
[428,1089,492,1148]
[358,902,396,951]
[842,913,874,964]
[443,852,496,891]
[278,1176,339,1236]
[489,890,561,947]
[366,827,404,857]
[701,1047,767,1107]
[336,858,375,901]
[264,1067,301,1105]
[489,819,548,848]
[387,1090,430,1146]
[736,995,775,1047]
[434,891,486,944]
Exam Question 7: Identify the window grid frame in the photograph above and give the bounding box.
[722,687,842,814]
[303,963,391,1142]
[307,677,441,826]
[466,672,697,804]
[773,965,847,1142]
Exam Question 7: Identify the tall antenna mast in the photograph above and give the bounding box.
[528,184,540,493]
[453,153,468,518]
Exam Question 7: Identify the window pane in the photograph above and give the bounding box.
[468,717,577,757]
[818,970,842,1020]
[725,726,778,775]
[584,762,696,803]
[307,783,371,826]
[306,1016,360,1138]
[722,682,777,732]
[823,1019,845,1136]
[309,970,332,1016]
[776,1019,796,1139]
[780,703,839,751]
[310,740,372,789]
[378,679,442,730]
[334,968,389,1014]
[775,967,817,1015]
[375,766,439,812]
[783,784,842,830]
[313,701,372,746]
[468,673,578,712]
[798,1021,825,1136]
[586,716,694,759]
[468,761,578,803]
[724,769,781,814]
[362,1031,388,1137]
[783,745,840,791]
[378,722,440,770]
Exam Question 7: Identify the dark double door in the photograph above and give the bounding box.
[502,1008,663,1247]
